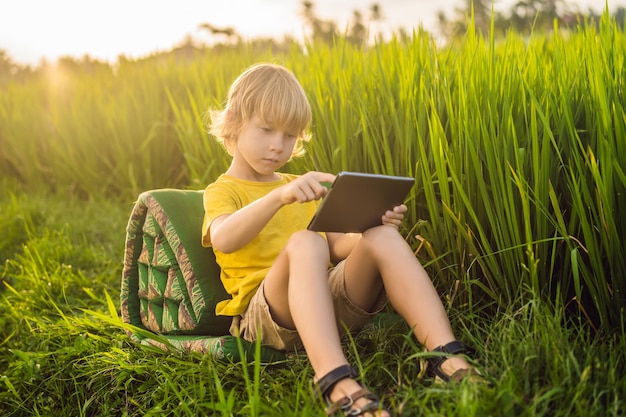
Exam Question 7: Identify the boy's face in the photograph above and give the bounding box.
[231,115,298,181]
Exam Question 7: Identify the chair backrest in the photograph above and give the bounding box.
[120,189,231,337]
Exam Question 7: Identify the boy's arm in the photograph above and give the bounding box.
[210,189,284,253]
[211,171,335,253]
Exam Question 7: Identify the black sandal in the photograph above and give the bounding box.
[425,340,481,383]
[315,364,390,416]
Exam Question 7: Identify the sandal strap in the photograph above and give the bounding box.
[344,391,382,416]
[326,389,382,416]
[316,364,359,399]
[432,340,469,355]
[316,365,389,416]
[428,340,473,380]
[429,340,472,369]
[448,368,483,383]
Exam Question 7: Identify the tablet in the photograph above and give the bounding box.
[307,171,415,233]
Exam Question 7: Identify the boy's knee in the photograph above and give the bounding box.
[362,225,401,240]
[286,230,327,252]
[361,225,404,250]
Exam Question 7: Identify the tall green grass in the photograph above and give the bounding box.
[0,14,624,330]
[292,18,625,329]
[1,181,625,415]
[0,47,269,198]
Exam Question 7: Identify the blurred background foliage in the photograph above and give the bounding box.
[1,1,624,333]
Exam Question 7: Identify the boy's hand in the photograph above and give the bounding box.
[280,171,336,204]
[382,204,407,230]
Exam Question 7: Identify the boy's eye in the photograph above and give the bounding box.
[285,133,297,139]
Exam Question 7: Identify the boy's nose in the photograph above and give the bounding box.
[269,135,284,151]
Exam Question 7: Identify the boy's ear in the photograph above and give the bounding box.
[224,108,235,124]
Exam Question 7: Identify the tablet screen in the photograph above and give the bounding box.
[307,171,415,233]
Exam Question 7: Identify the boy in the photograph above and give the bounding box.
[202,63,478,417]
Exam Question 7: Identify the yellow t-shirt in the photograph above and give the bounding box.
[202,173,321,316]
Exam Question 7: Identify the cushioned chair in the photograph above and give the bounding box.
[120,188,285,362]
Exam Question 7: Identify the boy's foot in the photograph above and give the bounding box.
[425,340,484,383]
[435,356,483,382]
[316,365,391,416]
[327,378,390,417]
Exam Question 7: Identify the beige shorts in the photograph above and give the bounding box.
[229,260,388,352]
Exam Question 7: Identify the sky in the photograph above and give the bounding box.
[0,0,622,66]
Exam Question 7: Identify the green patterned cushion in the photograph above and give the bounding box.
[120,189,285,362]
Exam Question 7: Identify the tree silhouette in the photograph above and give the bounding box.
[510,0,566,32]
[437,0,592,41]
[300,0,338,43]
[300,0,384,45]
[198,23,241,43]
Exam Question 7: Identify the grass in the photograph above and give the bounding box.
[1,181,625,416]
[2,18,625,329]
[1,11,626,416]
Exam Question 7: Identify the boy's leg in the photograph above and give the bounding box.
[263,230,348,375]
[343,225,472,376]
[263,230,390,417]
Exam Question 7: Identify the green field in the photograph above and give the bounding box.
[1,13,625,417]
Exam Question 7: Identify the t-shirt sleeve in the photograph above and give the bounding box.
[201,182,240,247]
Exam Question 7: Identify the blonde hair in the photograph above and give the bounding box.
[207,63,312,157]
